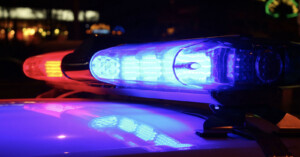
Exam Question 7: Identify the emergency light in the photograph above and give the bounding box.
[22,36,300,104]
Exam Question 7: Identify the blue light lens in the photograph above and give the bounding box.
[89,39,236,90]
[90,56,120,79]
[173,46,213,86]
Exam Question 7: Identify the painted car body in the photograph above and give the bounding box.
[0,99,267,157]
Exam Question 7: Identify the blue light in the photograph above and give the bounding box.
[90,56,120,80]
[154,134,193,148]
[121,56,139,80]
[135,124,157,141]
[174,50,212,85]
[118,118,138,132]
[227,53,235,79]
[89,39,236,90]
[113,25,125,33]
[140,54,162,81]
[90,116,118,128]
[92,29,110,34]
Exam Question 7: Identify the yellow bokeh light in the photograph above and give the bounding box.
[38,28,44,33]
[10,30,15,35]
[23,28,36,36]
[167,27,175,35]
[63,30,69,36]
[54,28,60,35]
[41,31,47,37]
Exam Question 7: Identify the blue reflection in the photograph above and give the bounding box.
[136,124,157,141]
[155,134,193,148]
[89,115,193,149]
[90,116,118,128]
[118,118,138,132]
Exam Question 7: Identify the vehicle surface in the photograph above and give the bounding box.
[0,99,300,157]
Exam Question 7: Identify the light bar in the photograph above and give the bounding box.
[23,50,73,81]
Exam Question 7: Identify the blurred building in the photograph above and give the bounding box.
[0,6,99,42]
[0,0,100,43]
[0,0,299,43]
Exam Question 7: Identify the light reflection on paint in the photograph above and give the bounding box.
[24,103,82,118]
[118,118,138,132]
[113,134,125,141]
[90,116,118,128]
[90,116,193,149]
[57,134,66,139]
[136,124,157,141]
[155,134,192,148]
[45,104,78,112]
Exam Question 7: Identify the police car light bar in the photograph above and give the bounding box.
[22,36,300,104]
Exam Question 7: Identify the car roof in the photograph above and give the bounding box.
[0,99,264,157]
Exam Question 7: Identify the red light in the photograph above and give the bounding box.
[23,50,72,81]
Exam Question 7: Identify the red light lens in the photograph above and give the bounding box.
[23,50,72,81]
